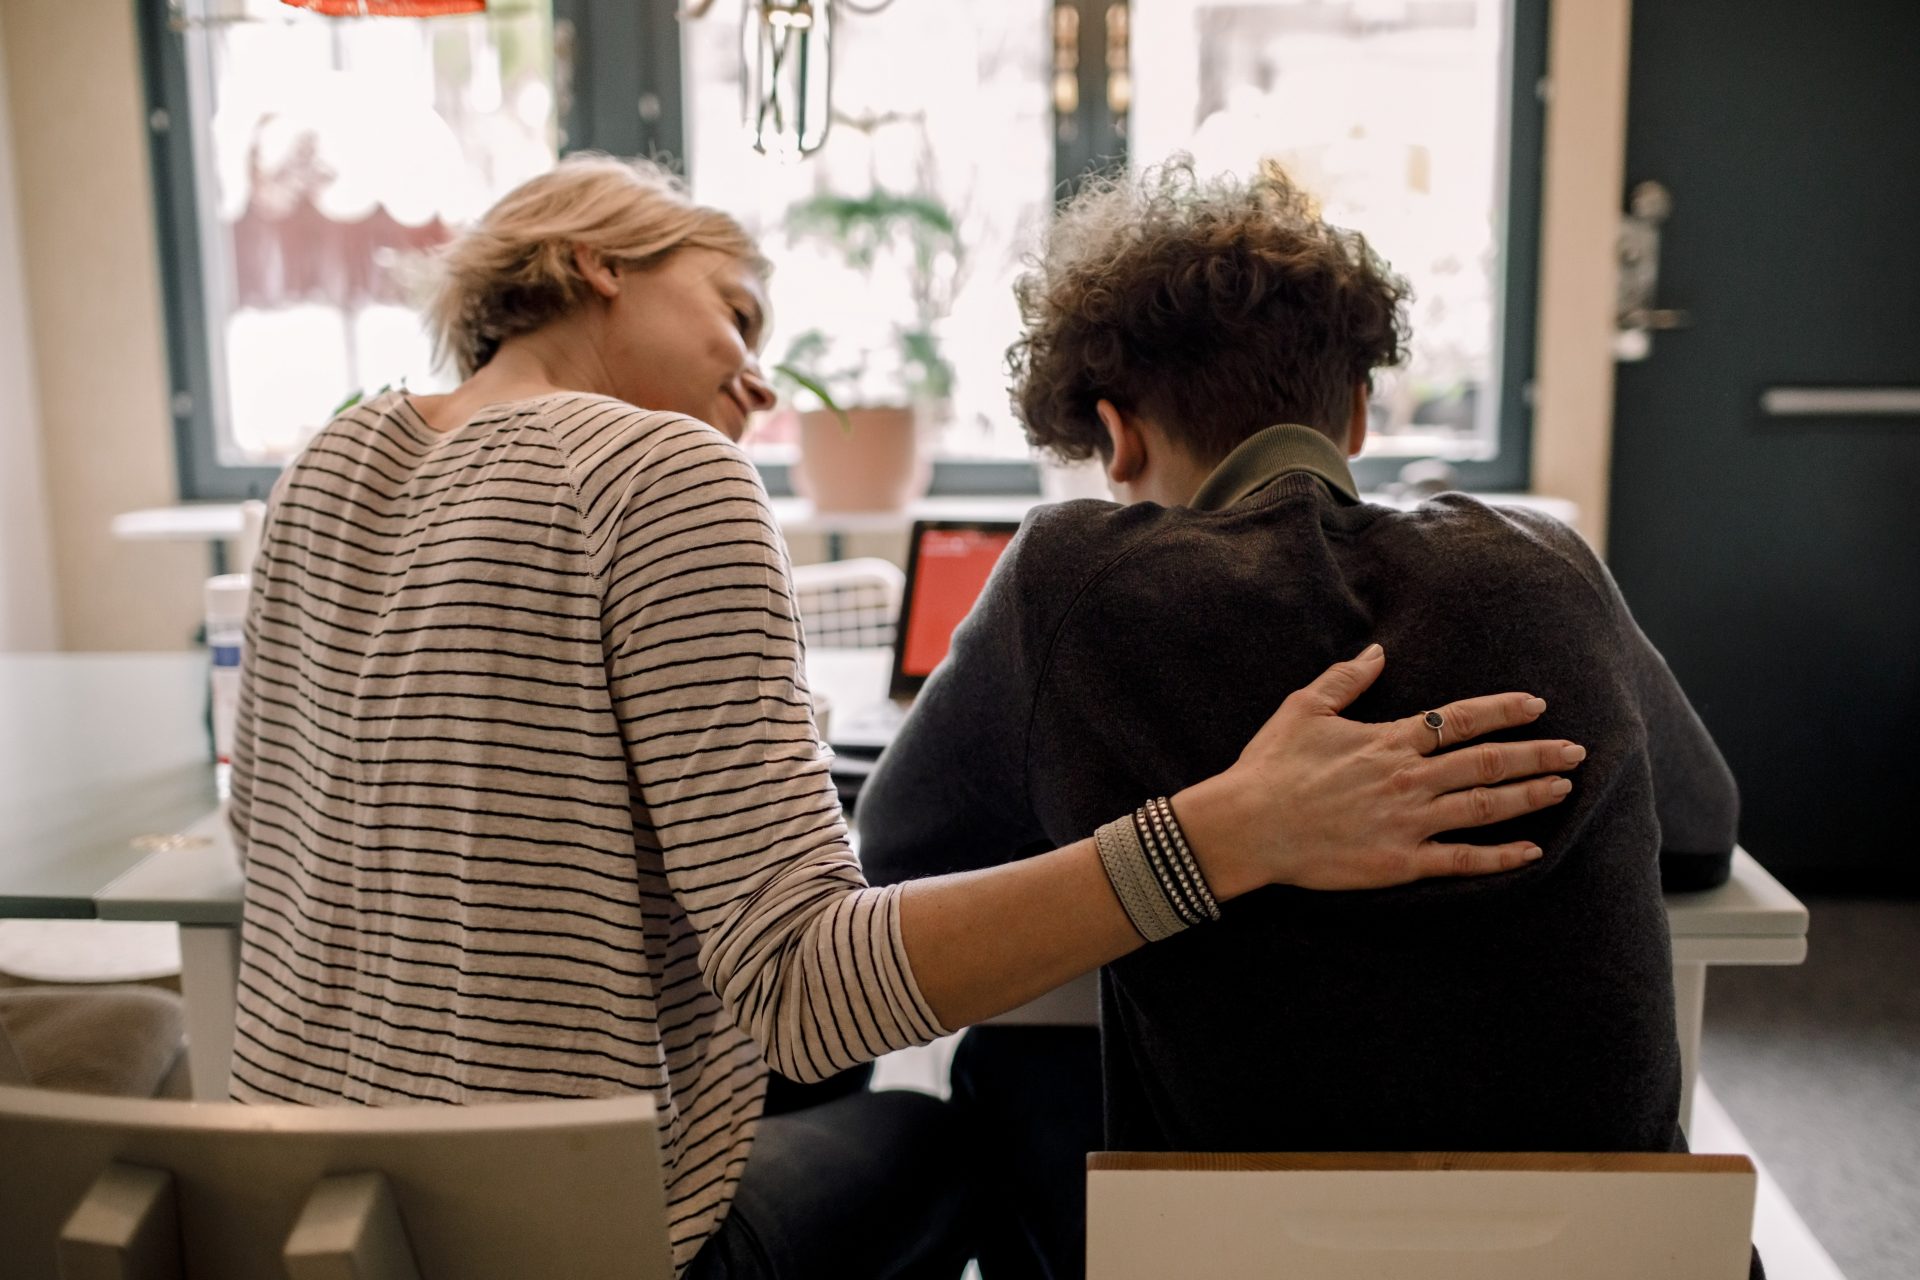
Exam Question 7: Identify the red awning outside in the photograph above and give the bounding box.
[215,71,491,310]
[281,1,486,16]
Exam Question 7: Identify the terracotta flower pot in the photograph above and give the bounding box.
[794,406,931,512]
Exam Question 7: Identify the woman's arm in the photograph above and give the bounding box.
[899,645,1572,1027]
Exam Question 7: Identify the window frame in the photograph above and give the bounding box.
[1042,0,1550,495]
[1344,0,1549,494]
[142,0,1545,502]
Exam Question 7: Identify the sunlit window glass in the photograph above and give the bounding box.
[683,3,1051,462]
[180,0,557,466]
[1133,0,1511,461]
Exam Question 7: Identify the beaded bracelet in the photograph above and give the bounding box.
[1095,797,1222,942]
[1136,802,1207,926]
[1148,796,1221,923]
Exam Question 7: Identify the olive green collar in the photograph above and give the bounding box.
[1189,423,1360,512]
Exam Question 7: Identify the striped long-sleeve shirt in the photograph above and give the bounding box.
[227,391,947,1271]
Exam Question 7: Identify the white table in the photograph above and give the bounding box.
[75,649,1805,1123]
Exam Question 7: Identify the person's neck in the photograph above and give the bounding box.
[1139,454,1217,507]
[411,324,618,434]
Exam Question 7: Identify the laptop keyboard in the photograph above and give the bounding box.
[830,700,907,750]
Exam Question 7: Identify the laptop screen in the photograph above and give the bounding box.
[892,521,1020,695]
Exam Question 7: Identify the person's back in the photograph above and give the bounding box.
[862,460,1733,1154]
[1009,478,1721,1153]
[230,389,948,1268]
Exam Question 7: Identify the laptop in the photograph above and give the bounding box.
[827,519,1022,762]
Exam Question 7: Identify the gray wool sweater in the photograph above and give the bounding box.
[859,424,1739,1156]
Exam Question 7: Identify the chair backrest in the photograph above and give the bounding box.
[1086,1152,1757,1280]
[789,557,905,649]
[0,1085,673,1280]
[0,986,187,1098]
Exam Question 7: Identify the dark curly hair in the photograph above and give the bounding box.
[1008,158,1410,464]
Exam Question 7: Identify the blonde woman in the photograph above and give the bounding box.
[226,155,1580,1278]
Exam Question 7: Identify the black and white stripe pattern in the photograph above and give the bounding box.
[228,391,945,1272]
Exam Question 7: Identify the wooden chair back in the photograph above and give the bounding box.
[1087,1151,1756,1279]
[0,1085,672,1280]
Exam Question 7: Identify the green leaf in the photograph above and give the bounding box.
[899,327,954,403]
[772,363,852,433]
[778,185,962,411]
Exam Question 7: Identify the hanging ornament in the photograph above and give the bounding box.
[741,1,834,158]
[684,0,897,159]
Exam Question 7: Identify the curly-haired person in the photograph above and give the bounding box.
[859,159,1744,1280]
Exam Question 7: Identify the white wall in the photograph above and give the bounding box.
[0,5,59,651]
[3,0,205,651]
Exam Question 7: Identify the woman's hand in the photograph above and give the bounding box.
[1175,645,1584,899]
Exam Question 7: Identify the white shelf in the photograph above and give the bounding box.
[110,504,245,542]
[114,493,1582,544]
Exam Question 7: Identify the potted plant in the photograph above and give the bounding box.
[771,186,961,511]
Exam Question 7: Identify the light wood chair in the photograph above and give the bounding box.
[0,1085,673,1280]
[1087,1152,1757,1280]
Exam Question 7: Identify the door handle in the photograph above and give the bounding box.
[1761,387,1920,417]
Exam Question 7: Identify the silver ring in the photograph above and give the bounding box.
[1422,709,1446,751]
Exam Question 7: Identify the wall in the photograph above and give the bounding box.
[3,0,204,651]
[0,5,58,651]
[1531,0,1633,552]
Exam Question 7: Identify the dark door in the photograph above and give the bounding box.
[1607,0,1920,887]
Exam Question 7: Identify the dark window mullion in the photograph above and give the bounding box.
[142,0,280,501]
[554,0,685,165]
[1087,0,1128,183]
[1053,1,1127,199]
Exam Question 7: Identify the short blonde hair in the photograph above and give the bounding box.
[426,154,767,378]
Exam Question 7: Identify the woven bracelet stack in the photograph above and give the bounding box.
[1095,798,1223,942]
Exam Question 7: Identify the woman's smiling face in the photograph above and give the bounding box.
[597,246,776,440]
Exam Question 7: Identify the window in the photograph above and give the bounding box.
[142,0,666,500]
[681,1,1054,473]
[145,0,1540,500]
[1133,0,1546,489]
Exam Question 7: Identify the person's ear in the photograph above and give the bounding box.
[1346,383,1370,459]
[1097,399,1148,486]
[573,244,621,301]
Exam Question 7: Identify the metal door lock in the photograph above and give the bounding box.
[1615,181,1691,361]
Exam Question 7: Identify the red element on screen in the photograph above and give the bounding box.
[899,530,1016,677]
